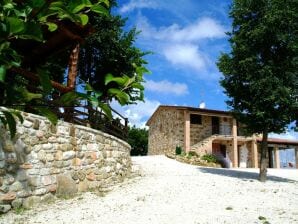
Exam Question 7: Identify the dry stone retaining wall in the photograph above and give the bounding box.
[0,110,131,213]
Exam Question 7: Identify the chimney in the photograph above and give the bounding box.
[199,101,206,109]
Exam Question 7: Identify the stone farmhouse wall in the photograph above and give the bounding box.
[148,108,184,155]
[148,108,225,155]
[190,116,212,146]
[0,110,131,213]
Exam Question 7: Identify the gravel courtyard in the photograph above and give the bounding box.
[2,155,298,224]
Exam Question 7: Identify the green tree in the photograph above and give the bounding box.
[127,126,148,156]
[78,10,148,106]
[0,0,149,137]
[217,0,298,181]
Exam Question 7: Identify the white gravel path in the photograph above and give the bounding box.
[2,155,298,224]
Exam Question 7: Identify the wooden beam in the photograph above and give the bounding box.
[10,67,73,93]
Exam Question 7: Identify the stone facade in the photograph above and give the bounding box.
[147,107,233,155]
[147,105,298,169]
[0,110,131,213]
[148,108,184,155]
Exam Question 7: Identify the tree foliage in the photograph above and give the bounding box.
[78,11,148,106]
[127,126,148,156]
[0,0,149,137]
[217,0,298,181]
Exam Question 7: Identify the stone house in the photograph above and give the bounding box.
[146,105,298,168]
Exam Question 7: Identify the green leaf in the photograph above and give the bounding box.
[100,0,110,7]
[18,88,42,102]
[47,22,58,32]
[79,14,89,25]
[58,92,81,106]
[131,82,144,90]
[105,73,126,86]
[19,22,43,41]
[28,0,46,8]
[98,102,112,119]
[37,68,52,95]
[85,83,93,92]
[11,110,24,124]
[35,107,58,125]
[108,88,129,105]
[7,17,25,34]
[2,111,17,138]
[90,4,108,16]
[0,66,6,82]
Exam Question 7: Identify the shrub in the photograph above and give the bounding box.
[201,154,218,163]
[175,146,182,155]
[188,151,198,157]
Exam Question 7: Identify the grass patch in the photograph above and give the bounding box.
[14,207,26,215]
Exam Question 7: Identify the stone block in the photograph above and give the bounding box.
[56,174,77,197]
[41,193,55,204]
[16,190,32,198]
[55,150,63,161]
[16,170,27,182]
[53,161,64,168]
[42,143,52,150]
[50,168,61,174]
[0,192,16,203]
[47,184,57,193]
[63,161,71,167]
[23,196,41,209]
[10,181,23,192]
[78,180,89,192]
[63,151,75,160]
[77,170,86,181]
[33,188,47,196]
[0,204,11,214]
[40,168,50,176]
[28,176,41,187]
[12,198,23,209]
[38,150,47,163]
[48,136,57,143]
[0,169,6,176]
[23,120,33,128]
[27,169,40,175]
[20,163,33,169]
[86,172,96,181]
[46,153,54,162]
[41,175,52,186]
[72,158,82,166]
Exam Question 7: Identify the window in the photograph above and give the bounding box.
[190,114,202,124]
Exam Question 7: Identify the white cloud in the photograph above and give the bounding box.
[119,0,158,14]
[145,79,189,96]
[136,15,225,76]
[269,131,298,140]
[162,44,207,71]
[110,98,160,128]
[137,16,225,43]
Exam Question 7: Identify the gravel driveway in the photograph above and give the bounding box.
[2,155,298,224]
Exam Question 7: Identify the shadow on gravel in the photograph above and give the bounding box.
[197,167,297,183]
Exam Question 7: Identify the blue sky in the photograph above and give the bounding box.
[111,0,298,140]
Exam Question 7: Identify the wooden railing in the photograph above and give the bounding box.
[56,104,128,140]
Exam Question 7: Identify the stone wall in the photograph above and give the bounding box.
[148,108,184,155]
[0,110,131,213]
[190,116,212,146]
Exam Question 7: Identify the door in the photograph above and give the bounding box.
[220,144,227,158]
[212,117,220,134]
